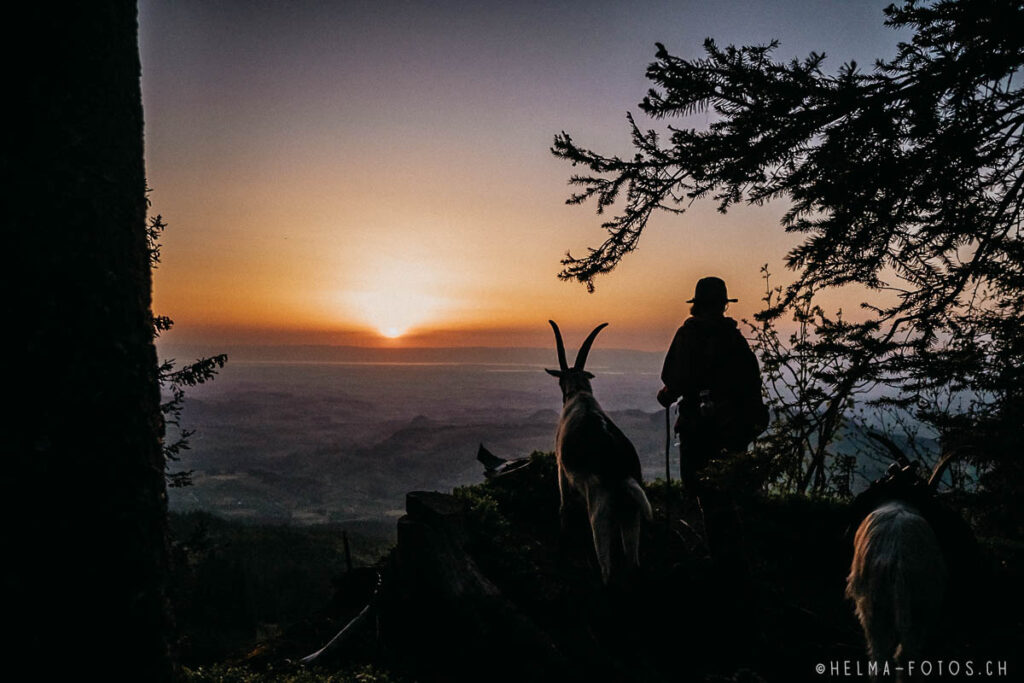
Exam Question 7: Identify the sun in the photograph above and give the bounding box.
[347,286,444,341]
[344,255,454,340]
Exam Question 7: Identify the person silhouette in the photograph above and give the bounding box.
[656,276,767,579]
[657,277,765,481]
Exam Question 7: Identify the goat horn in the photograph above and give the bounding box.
[548,320,569,371]
[928,446,970,489]
[866,431,912,468]
[574,322,609,370]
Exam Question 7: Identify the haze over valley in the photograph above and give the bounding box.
[166,345,670,531]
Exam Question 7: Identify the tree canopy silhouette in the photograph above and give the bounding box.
[553,0,1023,499]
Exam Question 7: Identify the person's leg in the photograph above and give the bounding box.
[699,485,748,578]
[679,429,711,494]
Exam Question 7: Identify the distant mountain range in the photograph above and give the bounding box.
[164,346,936,527]
[158,343,663,371]
[165,351,667,526]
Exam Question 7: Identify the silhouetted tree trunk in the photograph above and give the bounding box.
[5,4,174,678]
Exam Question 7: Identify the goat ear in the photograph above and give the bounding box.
[545,368,562,377]
[584,371,595,379]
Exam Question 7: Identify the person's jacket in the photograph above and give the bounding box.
[661,315,764,445]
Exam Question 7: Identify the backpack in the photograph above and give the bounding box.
[695,324,769,450]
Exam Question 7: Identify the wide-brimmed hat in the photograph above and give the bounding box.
[686,276,738,304]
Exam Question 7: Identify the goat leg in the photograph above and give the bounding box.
[558,467,571,535]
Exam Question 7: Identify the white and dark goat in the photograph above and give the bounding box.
[845,449,963,671]
[547,321,652,584]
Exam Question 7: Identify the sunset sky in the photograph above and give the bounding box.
[139,0,906,351]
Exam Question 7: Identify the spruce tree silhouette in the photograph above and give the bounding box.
[553,0,1024,504]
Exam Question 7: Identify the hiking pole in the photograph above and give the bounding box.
[665,405,672,487]
[664,403,673,545]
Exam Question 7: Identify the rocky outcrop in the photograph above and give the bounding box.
[385,490,575,682]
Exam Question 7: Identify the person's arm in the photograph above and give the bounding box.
[657,326,688,407]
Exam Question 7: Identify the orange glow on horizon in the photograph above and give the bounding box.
[341,254,455,340]
[142,1,908,353]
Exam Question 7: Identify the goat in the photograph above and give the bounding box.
[547,320,652,584]
[845,447,966,675]
[846,500,946,672]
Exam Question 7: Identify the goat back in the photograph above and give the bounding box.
[847,501,947,642]
[559,410,642,484]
